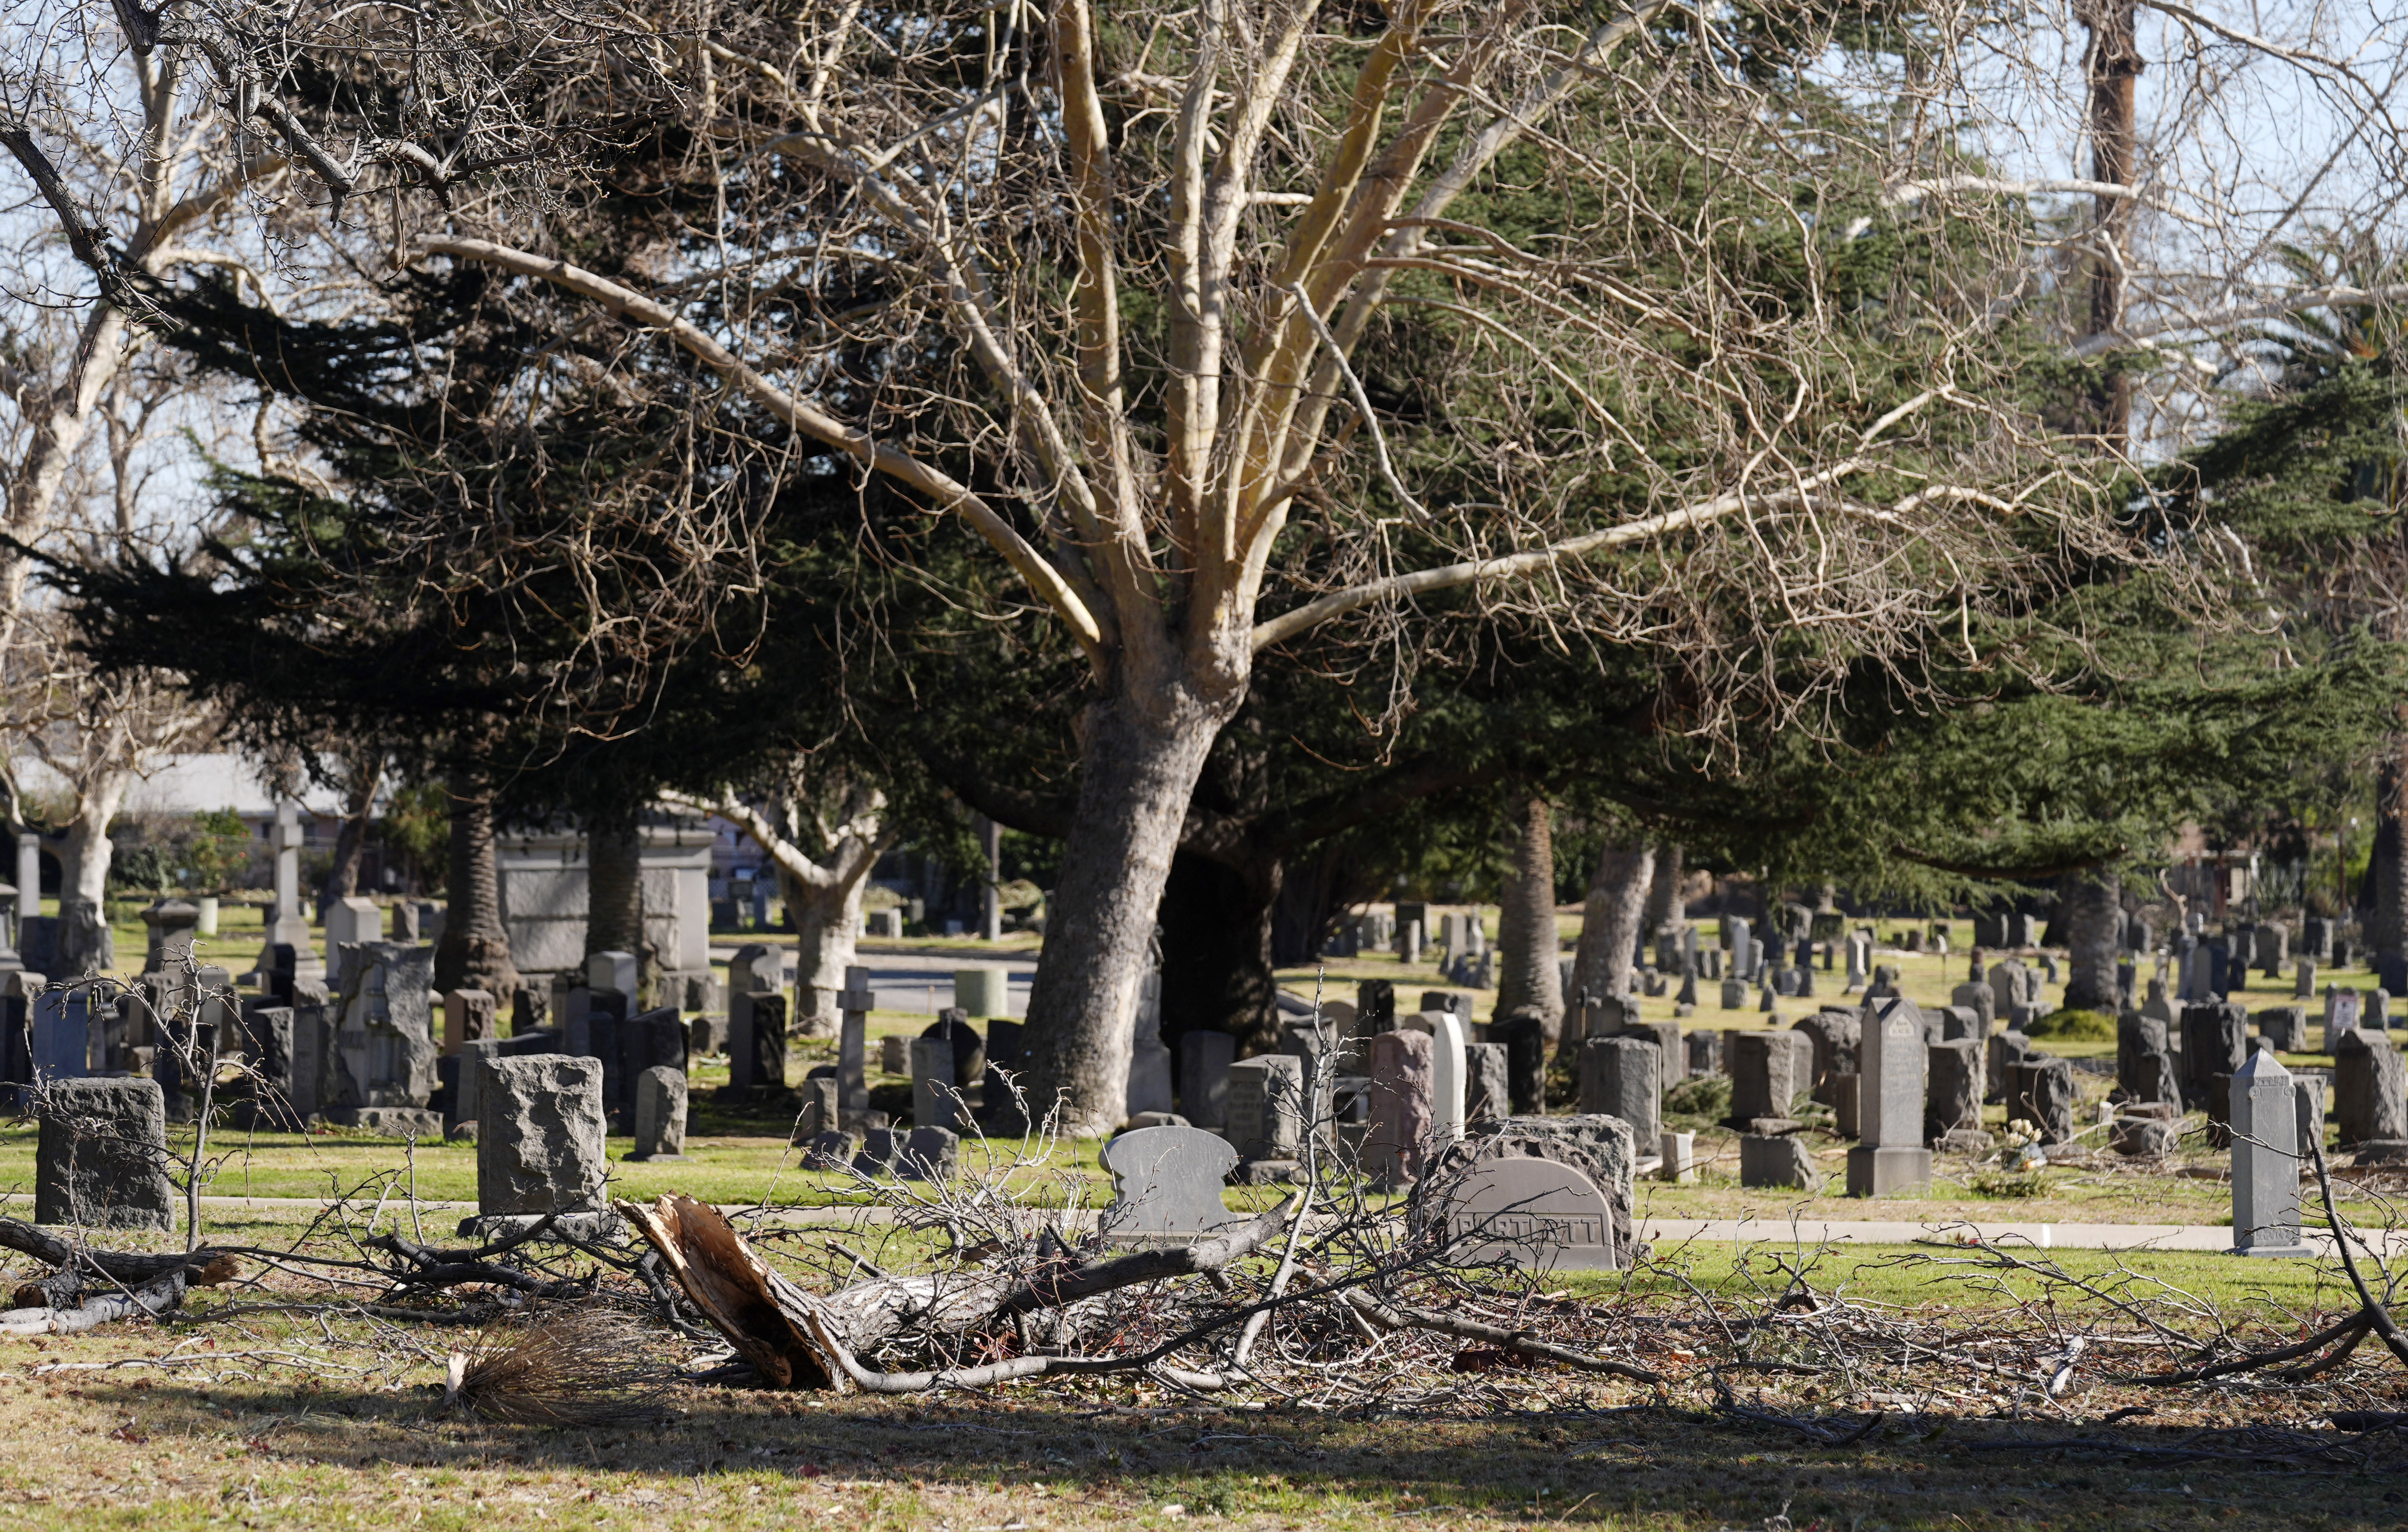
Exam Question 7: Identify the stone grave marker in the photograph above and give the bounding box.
[1437,1157,1618,1271]
[324,943,440,1135]
[629,1065,688,1160]
[1578,1036,1658,1151]
[912,1036,966,1131]
[853,1127,900,1176]
[2180,1002,2250,1109]
[900,1126,959,1180]
[1178,1030,1235,1129]
[35,1077,173,1229]
[442,989,496,1054]
[1400,1009,1469,1149]
[2334,1029,2408,1146]
[2325,987,2363,1053]
[2009,1056,2076,1144]
[1984,1029,2034,1106]
[1368,1029,1435,1188]
[803,1129,862,1171]
[2230,1051,2313,1256]
[2256,1006,2308,1053]
[1728,1030,1811,1123]
[2375,989,2395,1032]
[1225,1055,1304,1160]
[445,1037,502,1133]
[796,1075,840,1140]
[469,1055,609,1236]
[1098,1124,1243,1242]
[1434,1116,1637,1261]
[2297,958,2317,999]
[1740,1133,1817,1189]
[1848,998,1932,1196]
[1792,1011,1860,1104]
[980,1016,1026,1132]
[1686,1030,1721,1078]
[1660,1130,1696,1183]
[1464,1042,1509,1123]
[1925,1038,1983,1144]
[880,1035,908,1074]
[1489,1012,1547,1115]
[733,993,788,1095]
[922,1010,986,1087]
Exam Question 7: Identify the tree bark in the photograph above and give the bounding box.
[319,761,376,912]
[1493,789,1563,1032]
[435,767,519,1002]
[2079,0,2143,445]
[2378,742,2408,957]
[2061,866,2122,1009]
[1022,693,1227,1135]
[585,814,645,981]
[1158,850,1281,1060]
[1573,840,1656,1006]
[1643,842,1686,938]
[56,768,129,975]
[782,869,866,1041]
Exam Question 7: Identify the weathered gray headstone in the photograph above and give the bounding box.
[446,1036,503,1132]
[2255,1005,2308,1053]
[1438,1157,1618,1271]
[1986,1029,2034,1103]
[1848,997,1932,1196]
[629,1064,688,1160]
[911,1035,966,1130]
[900,1125,959,1180]
[1578,1036,1658,1152]
[441,988,496,1055]
[1099,1124,1241,1240]
[2009,1056,2076,1144]
[2325,986,2363,1053]
[1489,1012,1547,1114]
[2335,1029,2408,1146]
[1924,1038,1982,1144]
[325,943,439,1131]
[1728,1030,1811,1122]
[1739,1132,1817,1189]
[1791,1011,1860,1104]
[2180,1002,2249,1109]
[468,1054,608,1233]
[1464,1041,1509,1123]
[854,1127,900,1176]
[1686,1029,1721,1078]
[1225,1054,1304,1160]
[2295,958,2317,1000]
[1178,1030,1235,1129]
[732,992,788,1093]
[2230,1051,2312,1256]
[794,1074,840,1140]
[35,1077,173,1229]
[1369,1028,1435,1188]
[802,1128,862,1170]
[1434,1115,1636,1262]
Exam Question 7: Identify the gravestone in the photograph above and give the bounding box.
[881,1034,907,1074]
[470,1055,609,1233]
[2009,1056,2077,1144]
[1924,1038,1983,1144]
[1720,977,1746,1010]
[1686,1030,1721,1078]
[911,1036,966,1131]
[1357,980,1397,1035]
[2180,1002,2250,1109]
[1489,1010,1548,1114]
[30,987,105,1081]
[2296,1073,2328,1162]
[1098,1124,1243,1240]
[2334,1029,2408,1146]
[853,1127,900,1176]
[35,1077,174,1229]
[1848,998,1932,1196]
[1661,1130,1697,1183]
[1740,1133,1817,1189]
[2376,989,2396,1032]
[2259,924,2290,977]
[442,989,497,1054]
[1791,1011,1860,1104]
[2117,1016,2180,1107]
[980,1017,1026,1133]
[2109,1111,2181,1157]
[2296,958,2317,1000]
[324,943,440,1134]
[1435,1115,1638,1262]
[629,1065,688,1160]
[1368,1029,1435,1188]
[1127,960,1175,1118]
[442,1036,503,1134]
[1464,1042,1510,1123]
[1728,1031,1812,1123]
[802,1128,862,1171]
[1578,1037,1659,1153]
[900,1126,959,1180]
[1400,1011,1469,1148]
[2255,1006,2308,1053]
[1225,1054,1305,1160]
[139,898,202,972]
[736,993,788,1094]
[2326,987,2364,1052]
[1437,1157,1618,1271]
[795,1075,840,1140]
[243,1003,297,1122]
[921,1010,986,1088]
[2230,1051,2312,1256]
[1179,1030,1236,1129]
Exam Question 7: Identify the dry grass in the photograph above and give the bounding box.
[445,1309,669,1427]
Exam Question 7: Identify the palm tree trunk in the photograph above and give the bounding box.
[585,814,646,985]
[435,767,519,1003]
[2379,740,2408,957]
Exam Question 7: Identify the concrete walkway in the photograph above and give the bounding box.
[1638,1216,2405,1255]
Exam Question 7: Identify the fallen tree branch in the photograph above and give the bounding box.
[0,1272,185,1334]
[1340,1288,1663,1383]
[0,1218,240,1287]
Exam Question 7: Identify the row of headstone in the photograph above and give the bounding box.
[1971,913,2044,950]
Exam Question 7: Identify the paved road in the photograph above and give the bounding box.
[1638,1217,2395,1254]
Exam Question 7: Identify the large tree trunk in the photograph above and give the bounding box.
[585,815,645,981]
[435,767,519,1003]
[2079,0,2142,446]
[2379,741,2408,957]
[2061,866,2122,1009]
[1493,789,1563,1033]
[1158,850,1281,1060]
[318,763,376,912]
[1642,842,1686,938]
[1022,693,1227,1135]
[56,769,130,975]
[1573,840,1656,1006]
[782,870,867,1041]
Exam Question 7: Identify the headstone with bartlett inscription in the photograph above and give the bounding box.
[1437,1157,1619,1271]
